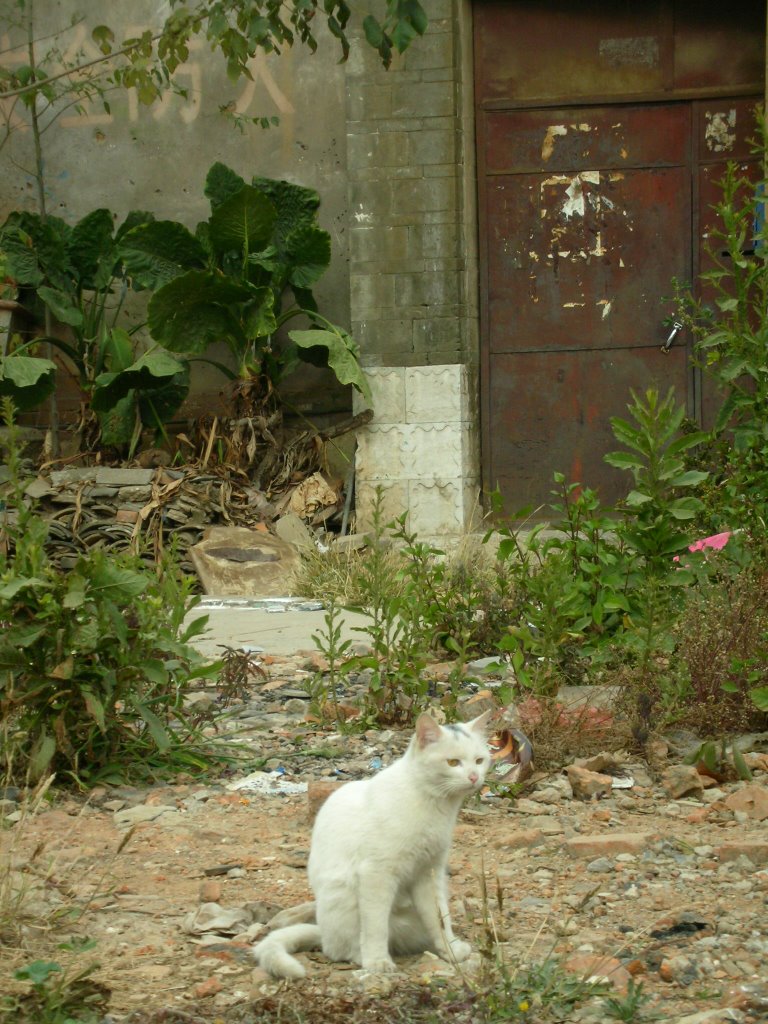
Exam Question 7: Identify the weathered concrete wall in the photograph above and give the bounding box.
[0,0,352,419]
[1,0,483,538]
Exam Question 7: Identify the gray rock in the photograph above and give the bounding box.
[113,804,177,828]
[586,857,613,873]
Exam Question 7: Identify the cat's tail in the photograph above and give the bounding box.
[253,922,322,980]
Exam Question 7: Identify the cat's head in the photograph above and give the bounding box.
[410,712,493,799]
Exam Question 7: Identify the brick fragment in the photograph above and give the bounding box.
[565,832,656,859]
[717,840,768,865]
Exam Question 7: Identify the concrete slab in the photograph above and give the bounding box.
[186,597,373,659]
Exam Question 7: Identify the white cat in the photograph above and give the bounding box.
[253,711,491,979]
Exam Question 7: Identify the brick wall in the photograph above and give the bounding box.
[345,0,478,370]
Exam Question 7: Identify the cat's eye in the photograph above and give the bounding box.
[447,758,460,767]
[475,758,485,765]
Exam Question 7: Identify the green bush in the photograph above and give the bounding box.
[0,404,223,785]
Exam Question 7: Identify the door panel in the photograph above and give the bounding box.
[484,105,692,508]
[488,348,691,508]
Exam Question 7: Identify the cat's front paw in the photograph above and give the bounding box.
[361,956,397,974]
[446,939,473,962]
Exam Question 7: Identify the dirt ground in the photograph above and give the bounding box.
[2,735,768,1024]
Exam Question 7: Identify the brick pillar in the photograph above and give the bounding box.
[346,0,480,539]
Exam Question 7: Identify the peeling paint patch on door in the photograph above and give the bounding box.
[542,124,567,161]
[705,110,737,153]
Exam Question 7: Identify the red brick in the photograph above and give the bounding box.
[717,840,768,865]
[565,831,656,859]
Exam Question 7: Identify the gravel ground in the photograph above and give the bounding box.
[2,652,767,1024]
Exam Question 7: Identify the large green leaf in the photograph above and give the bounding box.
[0,212,73,290]
[98,391,136,447]
[101,327,135,374]
[0,353,57,411]
[28,732,56,781]
[138,363,190,426]
[205,161,247,209]
[243,287,277,340]
[148,270,252,353]
[0,224,44,286]
[208,186,276,256]
[120,221,208,290]
[91,348,188,411]
[37,285,83,326]
[289,327,371,401]
[68,208,115,289]
[115,209,156,243]
[285,224,331,288]
[251,176,320,245]
[89,560,148,602]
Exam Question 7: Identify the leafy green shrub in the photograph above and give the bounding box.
[0,405,223,785]
[124,161,370,401]
[606,386,708,570]
[0,207,189,447]
[675,122,768,533]
[490,476,636,692]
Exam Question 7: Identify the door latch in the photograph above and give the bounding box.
[661,321,683,353]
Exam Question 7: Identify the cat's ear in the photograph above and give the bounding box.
[414,713,443,749]
[466,710,494,735]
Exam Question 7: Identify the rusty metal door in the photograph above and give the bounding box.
[484,104,692,508]
[475,0,766,514]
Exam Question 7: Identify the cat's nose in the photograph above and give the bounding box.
[469,771,479,784]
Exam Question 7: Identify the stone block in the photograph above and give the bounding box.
[408,222,460,259]
[350,272,397,312]
[391,176,457,215]
[395,269,460,307]
[347,130,411,171]
[409,478,480,536]
[349,224,409,263]
[411,319,466,362]
[354,479,409,530]
[356,423,471,482]
[347,83,393,122]
[352,366,405,422]
[405,364,469,424]
[392,81,455,119]
[408,128,456,165]
[402,30,454,72]
[352,319,414,360]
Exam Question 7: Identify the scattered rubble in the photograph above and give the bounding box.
[2,658,768,1022]
[7,464,344,580]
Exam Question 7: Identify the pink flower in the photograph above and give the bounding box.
[673,531,731,563]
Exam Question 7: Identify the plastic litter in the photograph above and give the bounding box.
[488,728,534,784]
[611,775,635,790]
